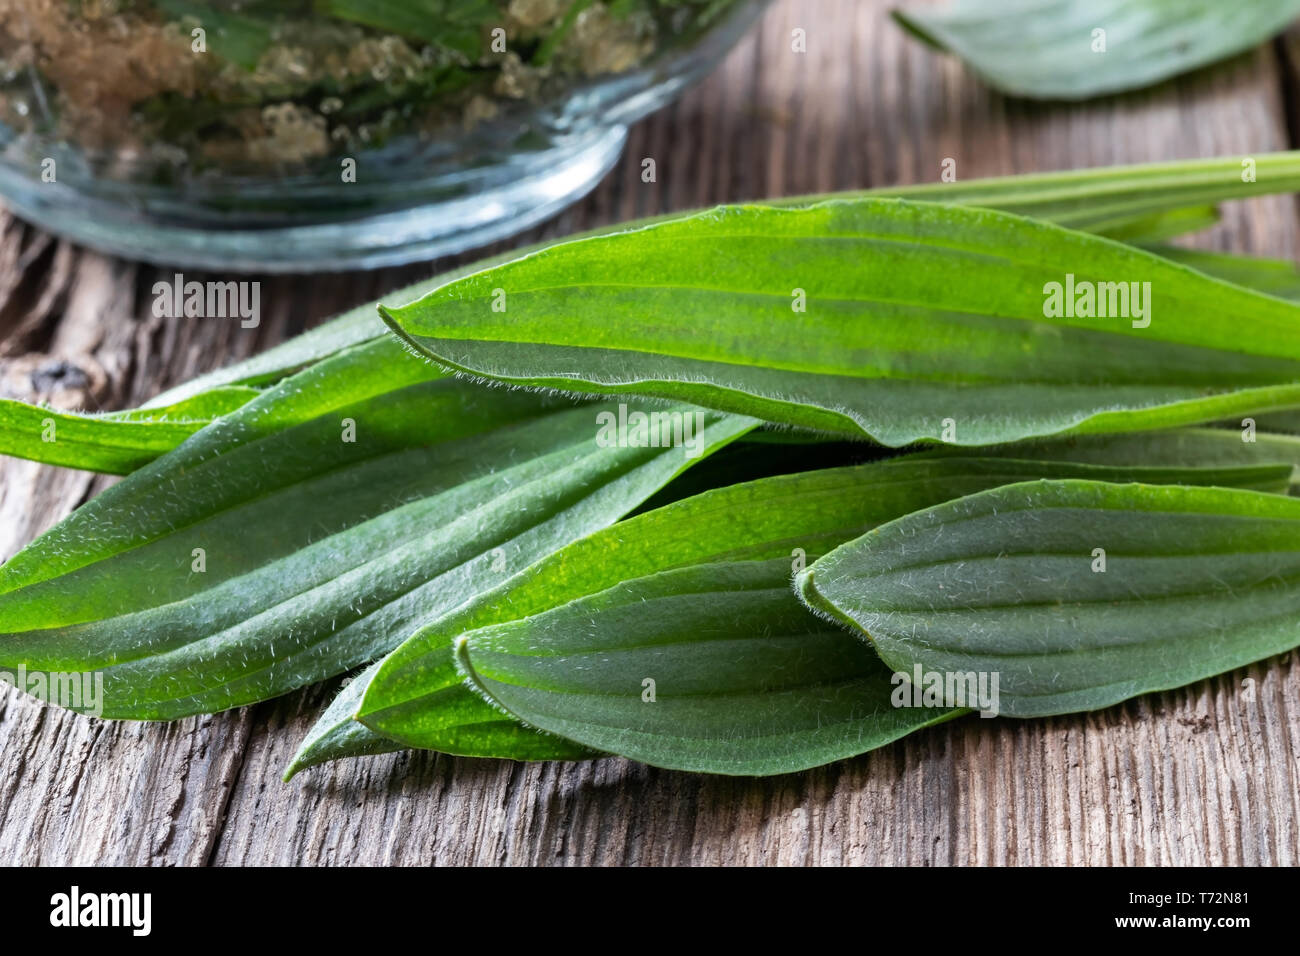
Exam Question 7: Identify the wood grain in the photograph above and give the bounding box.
[1,0,1298,866]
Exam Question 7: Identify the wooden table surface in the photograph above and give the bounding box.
[2,0,1298,866]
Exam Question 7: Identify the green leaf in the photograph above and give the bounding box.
[124,152,1300,434]
[154,0,275,70]
[1145,245,1300,301]
[532,0,594,65]
[286,658,597,778]
[143,299,407,410]
[385,198,1300,447]
[142,248,558,412]
[1101,207,1220,244]
[1250,409,1300,434]
[0,386,259,475]
[0,335,754,719]
[287,666,408,777]
[893,0,1300,100]
[917,426,1300,490]
[20,156,1300,478]
[9,239,607,475]
[797,479,1300,718]
[312,0,500,57]
[348,455,1290,775]
[858,152,1300,239]
[452,561,958,775]
[146,152,1300,408]
[286,659,596,780]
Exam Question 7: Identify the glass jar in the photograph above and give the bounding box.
[0,0,766,271]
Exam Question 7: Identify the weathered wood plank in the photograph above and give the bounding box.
[1,0,1298,865]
